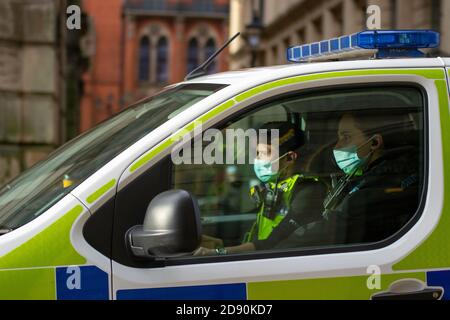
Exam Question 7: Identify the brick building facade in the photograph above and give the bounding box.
[80,0,230,132]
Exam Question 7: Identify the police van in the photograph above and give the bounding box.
[0,30,449,300]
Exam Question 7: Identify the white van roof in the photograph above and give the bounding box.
[183,58,447,88]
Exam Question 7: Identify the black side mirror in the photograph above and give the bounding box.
[126,189,202,260]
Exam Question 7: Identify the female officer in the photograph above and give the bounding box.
[275,111,420,249]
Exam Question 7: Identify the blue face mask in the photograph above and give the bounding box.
[333,146,363,175]
[333,139,373,175]
[253,159,277,183]
[254,153,288,183]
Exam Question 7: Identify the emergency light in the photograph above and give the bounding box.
[287,30,440,62]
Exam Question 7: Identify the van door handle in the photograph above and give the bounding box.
[371,279,443,300]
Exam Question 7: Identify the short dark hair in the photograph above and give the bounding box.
[344,110,418,149]
[257,122,305,155]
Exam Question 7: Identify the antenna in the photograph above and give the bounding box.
[185,32,241,81]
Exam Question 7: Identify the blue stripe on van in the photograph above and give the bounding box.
[56,266,109,300]
[427,270,450,300]
[116,283,247,300]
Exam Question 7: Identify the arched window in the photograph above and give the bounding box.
[205,38,217,74]
[138,36,150,82]
[156,37,168,83]
[187,38,199,74]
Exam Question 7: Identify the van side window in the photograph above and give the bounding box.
[112,158,172,267]
[171,86,425,257]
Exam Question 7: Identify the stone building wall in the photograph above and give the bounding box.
[0,0,65,187]
[230,0,450,69]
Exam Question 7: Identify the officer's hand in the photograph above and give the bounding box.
[193,247,216,256]
[201,234,224,248]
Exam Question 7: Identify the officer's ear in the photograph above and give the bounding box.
[286,151,298,163]
[370,134,384,151]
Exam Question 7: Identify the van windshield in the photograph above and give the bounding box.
[0,83,227,230]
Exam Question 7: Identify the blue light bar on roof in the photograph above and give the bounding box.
[287,30,440,62]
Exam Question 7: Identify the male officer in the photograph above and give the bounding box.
[195,121,327,255]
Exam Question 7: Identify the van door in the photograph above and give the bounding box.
[0,83,230,300]
[111,69,448,300]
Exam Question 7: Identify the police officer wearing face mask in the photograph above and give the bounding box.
[274,112,421,249]
[194,122,328,256]
[244,122,322,243]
